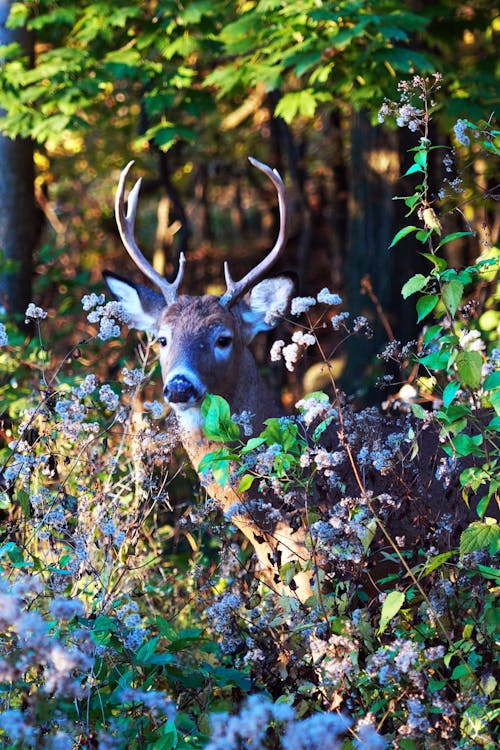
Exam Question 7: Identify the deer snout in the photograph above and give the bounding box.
[164,374,201,405]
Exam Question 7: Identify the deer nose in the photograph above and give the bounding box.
[164,375,200,404]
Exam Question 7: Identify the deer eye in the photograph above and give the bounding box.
[158,336,168,347]
[215,335,233,349]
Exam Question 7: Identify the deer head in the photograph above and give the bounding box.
[104,158,294,437]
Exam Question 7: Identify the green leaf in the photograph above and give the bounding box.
[404,192,420,211]
[476,494,493,518]
[401,273,428,299]
[0,541,24,564]
[378,590,405,633]
[451,663,472,680]
[442,381,460,408]
[423,324,443,344]
[201,394,240,442]
[241,437,266,455]
[460,520,500,556]
[416,294,438,322]
[237,474,255,493]
[436,231,473,250]
[484,371,500,391]
[415,229,433,243]
[414,149,428,168]
[17,489,30,517]
[198,448,236,487]
[418,349,449,370]
[460,466,488,491]
[389,225,419,249]
[410,403,427,419]
[420,252,447,273]
[274,89,321,122]
[451,433,483,457]
[489,390,500,416]
[456,350,483,390]
[419,551,453,577]
[476,564,500,583]
[442,279,464,317]
[403,162,424,176]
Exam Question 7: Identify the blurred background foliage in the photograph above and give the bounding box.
[0,0,498,394]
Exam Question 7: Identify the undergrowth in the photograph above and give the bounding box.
[0,76,499,749]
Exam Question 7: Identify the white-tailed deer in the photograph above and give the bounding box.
[104,159,487,606]
[104,159,314,601]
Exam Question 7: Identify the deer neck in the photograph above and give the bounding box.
[174,348,278,473]
[170,351,313,603]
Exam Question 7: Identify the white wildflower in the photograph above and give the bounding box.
[270,339,285,362]
[331,311,350,330]
[81,293,105,311]
[98,384,120,410]
[144,400,164,419]
[453,118,470,147]
[292,330,316,347]
[49,597,85,621]
[282,342,300,371]
[459,329,485,352]
[317,288,342,306]
[0,322,8,346]
[122,367,145,386]
[25,303,47,323]
[72,374,98,398]
[290,296,316,316]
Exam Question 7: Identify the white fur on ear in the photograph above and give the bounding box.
[104,276,160,331]
[239,276,294,342]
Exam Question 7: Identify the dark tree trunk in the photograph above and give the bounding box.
[0,0,36,319]
[344,110,405,398]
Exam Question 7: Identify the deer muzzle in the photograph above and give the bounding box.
[164,374,202,405]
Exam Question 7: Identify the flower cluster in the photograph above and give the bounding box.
[0,575,94,730]
[207,592,243,654]
[25,302,48,323]
[309,629,358,687]
[377,73,442,133]
[0,321,8,346]
[270,330,316,371]
[310,497,373,573]
[206,694,385,750]
[290,289,343,317]
[83,293,130,341]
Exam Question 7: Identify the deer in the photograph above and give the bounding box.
[104,158,315,602]
[103,159,487,607]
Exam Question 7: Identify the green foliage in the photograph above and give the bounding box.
[0,0,498,155]
[0,309,250,749]
[0,38,499,746]
[386,76,499,522]
[377,590,405,634]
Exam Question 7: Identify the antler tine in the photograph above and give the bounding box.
[219,156,288,307]
[115,161,185,305]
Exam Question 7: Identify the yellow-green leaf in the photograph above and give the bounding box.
[378,590,405,633]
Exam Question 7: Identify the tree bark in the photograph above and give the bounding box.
[344,110,401,397]
[0,0,36,318]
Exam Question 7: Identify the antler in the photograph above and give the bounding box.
[115,161,185,305]
[219,157,288,307]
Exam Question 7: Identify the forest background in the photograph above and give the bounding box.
[0,1,499,749]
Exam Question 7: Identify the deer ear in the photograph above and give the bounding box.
[238,276,294,343]
[102,272,166,332]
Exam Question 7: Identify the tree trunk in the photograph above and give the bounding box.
[0,0,36,319]
[344,110,401,398]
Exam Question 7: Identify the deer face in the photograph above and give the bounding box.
[104,157,292,426]
[103,273,293,419]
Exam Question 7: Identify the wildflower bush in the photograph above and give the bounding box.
[1,76,499,749]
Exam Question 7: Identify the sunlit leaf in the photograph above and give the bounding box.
[378,590,405,633]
